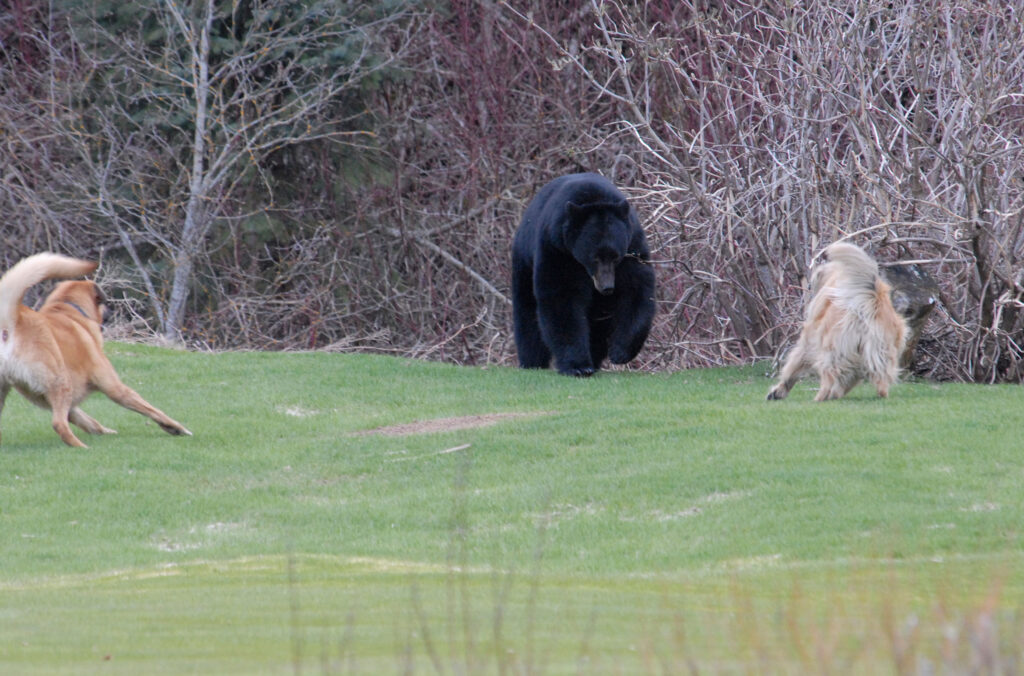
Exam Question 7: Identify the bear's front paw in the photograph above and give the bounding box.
[559,365,596,378]
[608,345,636,365]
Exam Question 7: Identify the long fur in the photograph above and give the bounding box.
[767,242,909,401]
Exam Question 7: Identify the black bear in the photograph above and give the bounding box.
[512,173,655,376]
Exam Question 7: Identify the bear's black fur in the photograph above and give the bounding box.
[511,173,655,376]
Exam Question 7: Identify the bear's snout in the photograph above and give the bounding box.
[592,263,616,295]
[592,276,615,295]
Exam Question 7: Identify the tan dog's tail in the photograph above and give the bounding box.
[0,253,98,328]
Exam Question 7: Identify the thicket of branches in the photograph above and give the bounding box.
[2,0,1023,381]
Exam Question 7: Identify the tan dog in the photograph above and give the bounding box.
[767,242,909,401]
[0,253,192,447]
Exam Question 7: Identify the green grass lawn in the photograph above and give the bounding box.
[1,344,1023,673]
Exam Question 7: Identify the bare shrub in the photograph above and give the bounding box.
[3,0,1022,381]
[494,0,1024,380]
[343,0,1024,380]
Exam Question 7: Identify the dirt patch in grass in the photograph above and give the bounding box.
[355,412,550,437]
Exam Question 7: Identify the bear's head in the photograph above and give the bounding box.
[565,200,632,296]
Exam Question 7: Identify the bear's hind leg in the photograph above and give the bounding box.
[512,267,552,369]
[515,312,552,369]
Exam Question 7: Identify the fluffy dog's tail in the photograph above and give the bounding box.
[0,253,97,329]
[817,242,898,317]
[819,241,880,290]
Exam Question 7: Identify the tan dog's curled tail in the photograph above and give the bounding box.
[0,253,97,329]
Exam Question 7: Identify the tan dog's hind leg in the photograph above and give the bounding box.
[94,367,192,436]
[70,407,117,435]
[48,385,87,448]
[0,383,9,445]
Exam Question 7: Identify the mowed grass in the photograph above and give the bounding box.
[1,344,1023,673]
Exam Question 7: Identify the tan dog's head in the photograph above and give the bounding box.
[45,280,107,324]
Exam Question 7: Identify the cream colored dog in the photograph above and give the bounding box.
[0,253,192,447]
[767,242,909,401]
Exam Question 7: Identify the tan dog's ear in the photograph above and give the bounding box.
[93,283,108,324]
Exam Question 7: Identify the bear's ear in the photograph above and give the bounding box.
[613,199,630,219]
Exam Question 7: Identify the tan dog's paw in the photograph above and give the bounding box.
[159,422,192,436]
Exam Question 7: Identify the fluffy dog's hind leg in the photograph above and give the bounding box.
[815,369,854,401]
[871,377,890,398]
[869,364,897,398]
[816,370,859,401]
[814,370,838,401]
[767,340,809,400]
[865,340,900,398]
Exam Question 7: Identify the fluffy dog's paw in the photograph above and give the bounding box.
[560,365,596,378]
[766,387,788,400]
